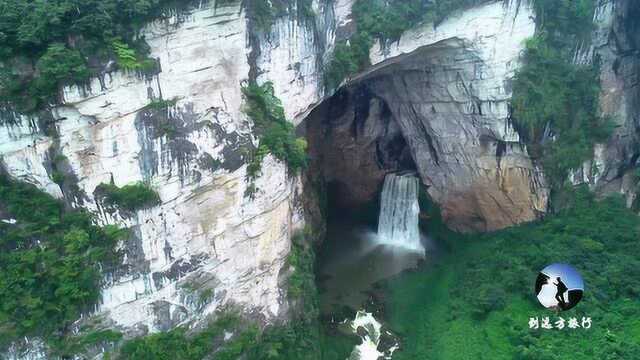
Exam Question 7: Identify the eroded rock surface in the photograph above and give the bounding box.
[2,0,637,357]
[0,2,314,349]
[308,1,548,231]
[572,0,640,207]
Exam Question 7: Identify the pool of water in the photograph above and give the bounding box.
[317,217,433,315]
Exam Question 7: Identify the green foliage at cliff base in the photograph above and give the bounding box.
[386,188,640,359]
[0,175,123,348]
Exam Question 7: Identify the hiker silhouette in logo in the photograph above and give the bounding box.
[554,277,568,309]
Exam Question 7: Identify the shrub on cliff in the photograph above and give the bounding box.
[95,182,161,212]
[241,81,308,177]
[511,0,612,190]
[32,44,90,97]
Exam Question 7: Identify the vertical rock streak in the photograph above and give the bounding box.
[377,173,423,253]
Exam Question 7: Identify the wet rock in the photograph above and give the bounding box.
[574,0,640,207]
[377,328,399,355]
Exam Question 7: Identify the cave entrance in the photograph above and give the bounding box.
[303,84,431,314]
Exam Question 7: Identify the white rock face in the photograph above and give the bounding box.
[570,0,640,208]
[358,1,547,231]
[0,112,63,198]
[0,1,309,346]
[256,12,324,124]
[370,0,535,144]
[0,0,574,355]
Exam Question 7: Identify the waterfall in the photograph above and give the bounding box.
[377,173,424,254]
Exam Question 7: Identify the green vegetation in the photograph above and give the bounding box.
[386,188,640,359]
[112,39,156,72]
[0,0,189,111]
[248,0,315,32]
[115,313,320,360]
[95,182,161,212]
[51,170,67,185]
[142,97,181,138]
[241,82,307,195]
[631,169,640,211]
[511,0,612,190]
[325,0,489,89]
[146,97,179,111]
[0,175,123,348]
[49,329,123,358]
[117,313,258,360]
[287,229,317,300]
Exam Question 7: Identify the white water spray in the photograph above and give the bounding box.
[348,311,398,360]
[376,173,424,254]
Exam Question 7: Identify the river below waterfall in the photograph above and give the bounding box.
[318,174,430,314]
[317,174,437,359]
[317,219,425,314]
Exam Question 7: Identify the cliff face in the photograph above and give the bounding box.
[1,0,637,357]
[1,1,326,353]
[306,1,548,232]
[573,0,640,205]
[1,2,540,349]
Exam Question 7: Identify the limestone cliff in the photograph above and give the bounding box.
[1,1,324,357]
[572,0,640,206]
[306,0,548,232]
[1,0,637,357]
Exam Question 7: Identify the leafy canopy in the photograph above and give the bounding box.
[94,182,161,212]
[0,175,122,348]
[511,0,612,189]
[0,0,185,111]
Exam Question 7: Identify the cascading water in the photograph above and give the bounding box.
[377,173,425,254]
